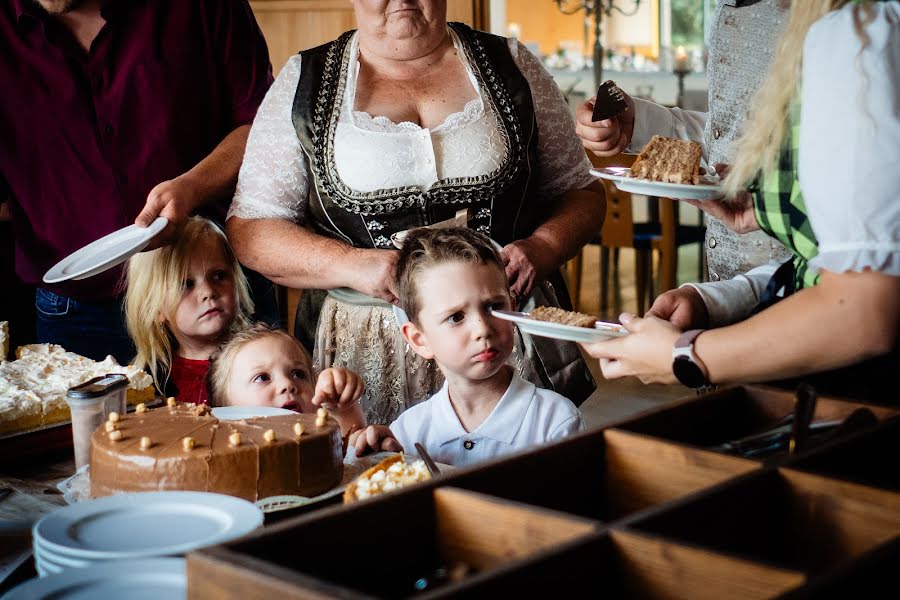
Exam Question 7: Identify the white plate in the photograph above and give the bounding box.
[210,406,296,420]
[6,558,185,599]
[492,309,628,343]
[33,491,262,560]
[591,167,723,201]
[33,543,90,569]
[43,217,168,283]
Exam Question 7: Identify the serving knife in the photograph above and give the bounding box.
[414,443,441,477]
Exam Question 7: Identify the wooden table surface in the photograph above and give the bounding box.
[0,449,75,594]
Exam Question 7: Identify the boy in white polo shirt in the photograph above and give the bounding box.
[348,228,584,467]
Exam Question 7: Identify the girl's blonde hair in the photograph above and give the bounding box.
[124,217,253,393]
[724,0,875,196]
[205,323,311,407]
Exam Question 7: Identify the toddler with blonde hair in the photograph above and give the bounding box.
[207,323,365,435]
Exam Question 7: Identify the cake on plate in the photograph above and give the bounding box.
[0,343,154,435]
[90,402,343,501]
[630,135,702,185]
[343,454,431,503]
[530,306,598,328]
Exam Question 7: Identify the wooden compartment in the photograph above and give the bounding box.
[188,486,600,599]
[406,529,806,599]
[628,468,900,575]
[776,535,900,599]
[786,417,900,492]
[618,385,897,461]
[441,427,759,521]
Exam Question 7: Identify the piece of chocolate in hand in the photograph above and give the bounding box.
[592,80,628,122]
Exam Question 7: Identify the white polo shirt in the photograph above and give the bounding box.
[390,373,584,468]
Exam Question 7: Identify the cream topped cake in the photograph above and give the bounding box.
[344,454,431,503]
[0,343,154,435]
[90,403,344,501]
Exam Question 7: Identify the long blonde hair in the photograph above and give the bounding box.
[124,217,254,393]
[723,0,876,196]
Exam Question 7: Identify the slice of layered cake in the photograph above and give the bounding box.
[530,306,598,328]
[630,135,702,184]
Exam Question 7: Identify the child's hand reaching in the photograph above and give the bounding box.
[348,425,403,456]
[312,367,364,412]
[313,367,366,435]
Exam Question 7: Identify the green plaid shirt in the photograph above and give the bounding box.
[750,96,820,290]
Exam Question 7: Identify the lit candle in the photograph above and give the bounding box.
[507,22,521,40]
[674,46,689,73]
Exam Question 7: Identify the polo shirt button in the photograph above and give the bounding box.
[711,272,720,281]
[713,128,721,139]
[463,440,474,450]
[104,124,113,135]
[707,237,717,249]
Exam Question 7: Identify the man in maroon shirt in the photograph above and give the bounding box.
[0,0,274,363]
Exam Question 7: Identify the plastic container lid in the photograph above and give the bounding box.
[66,374,128,400]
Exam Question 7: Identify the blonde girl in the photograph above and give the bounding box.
[125,216,253,404]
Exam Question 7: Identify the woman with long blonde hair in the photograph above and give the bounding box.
[582,0,899,400]
[125,216,253,403]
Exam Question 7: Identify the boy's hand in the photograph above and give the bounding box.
[349,425,403,456]
[312,368,365,413]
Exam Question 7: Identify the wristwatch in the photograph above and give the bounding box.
[672,329,711,388]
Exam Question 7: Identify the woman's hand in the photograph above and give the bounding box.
[574,93,636,157]
[352,248,400,304]
[501,237,555,299]
[647,287,709,330]
[348,425,403,456]
[580,313,682,384]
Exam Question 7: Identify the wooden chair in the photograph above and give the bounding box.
[568,152,706,315]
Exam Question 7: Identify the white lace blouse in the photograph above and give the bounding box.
[228,30,594,223]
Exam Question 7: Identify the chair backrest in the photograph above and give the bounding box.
[588,152,638,249]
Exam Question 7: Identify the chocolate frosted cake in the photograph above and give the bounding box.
[90,403,343,501]
[631,135,702,185]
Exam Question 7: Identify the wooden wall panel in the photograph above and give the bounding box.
[251,0,486,74]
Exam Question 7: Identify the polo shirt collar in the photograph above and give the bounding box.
[432,373,536,447]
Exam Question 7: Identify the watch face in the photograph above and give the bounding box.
[673,356,706,388]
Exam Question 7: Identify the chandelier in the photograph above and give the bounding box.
[552,0,642,86]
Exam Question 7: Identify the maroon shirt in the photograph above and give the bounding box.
[0,0,273,300]
[169,355,209,405]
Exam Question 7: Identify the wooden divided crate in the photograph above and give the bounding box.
[188,386,900,598]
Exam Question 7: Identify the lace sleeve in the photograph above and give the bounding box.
[228,56,310,222]
[509,40,595,198]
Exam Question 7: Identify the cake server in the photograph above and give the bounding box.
[414,443,441,476]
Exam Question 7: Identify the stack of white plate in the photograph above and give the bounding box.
[30,491,263,578]
[6,558,186,599]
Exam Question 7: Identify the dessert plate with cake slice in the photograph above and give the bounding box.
[591,136,723,201]
[491,308,627,344]
[591,166,723,201]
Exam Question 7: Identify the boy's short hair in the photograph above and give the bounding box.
[396,227,507,324]
[206,322,312,407]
